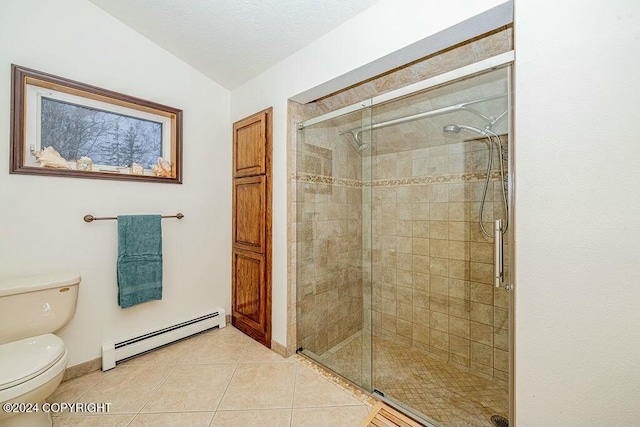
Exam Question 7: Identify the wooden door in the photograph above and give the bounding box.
[231,108,272,347]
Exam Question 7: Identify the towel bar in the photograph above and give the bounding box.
[84,213,184,222]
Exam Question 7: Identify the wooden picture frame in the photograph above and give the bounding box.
[10,64,183,183]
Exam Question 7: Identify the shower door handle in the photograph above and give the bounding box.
[494,219,504,288]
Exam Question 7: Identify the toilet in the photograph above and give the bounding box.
[0,273,80,427]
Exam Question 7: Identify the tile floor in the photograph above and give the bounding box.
[49,326,372,427]
[315,333,508,427]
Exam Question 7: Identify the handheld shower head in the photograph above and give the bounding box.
[443,124,488,136]
[442,122,509,238]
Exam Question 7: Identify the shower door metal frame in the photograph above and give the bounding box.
[506,64,515,426]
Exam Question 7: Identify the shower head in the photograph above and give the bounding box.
[443,124,489,136]
[443,124,462,134]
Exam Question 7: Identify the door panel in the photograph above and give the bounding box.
[233,176,266,252]
[232,249,265,328]
[233,111,267,178]
[368,66,511,425]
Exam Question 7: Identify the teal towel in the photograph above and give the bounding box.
[117,215,162,308]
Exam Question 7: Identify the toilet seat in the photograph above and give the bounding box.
[0,334,66,391]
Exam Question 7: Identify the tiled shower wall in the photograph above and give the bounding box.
[291,28,513,384]
[295,125,364,355]
[369,137,510,385]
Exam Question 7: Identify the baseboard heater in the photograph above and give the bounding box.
[101,309,226,371]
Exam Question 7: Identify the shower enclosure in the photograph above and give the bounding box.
[295,58,512,427]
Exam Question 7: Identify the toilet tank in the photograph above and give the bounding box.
[0,273,80,345]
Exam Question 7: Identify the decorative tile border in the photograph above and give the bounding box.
[292,171,503,188]
[370,171,503,186]
[292,173,364,187]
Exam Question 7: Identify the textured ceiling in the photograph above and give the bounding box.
[89,0,379,90]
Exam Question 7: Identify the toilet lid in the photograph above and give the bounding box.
[0,334,65,391]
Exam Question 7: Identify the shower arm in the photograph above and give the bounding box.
[488,109,508,129]
[342,94,507,144]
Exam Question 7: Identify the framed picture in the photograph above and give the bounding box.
[10,64,182,183]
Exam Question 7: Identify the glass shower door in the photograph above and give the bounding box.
[369,67,512,426]
[295,106,373,388]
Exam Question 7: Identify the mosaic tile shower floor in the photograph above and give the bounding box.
[316,333,508,427]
